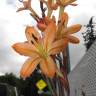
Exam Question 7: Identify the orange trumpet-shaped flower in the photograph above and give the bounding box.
[37,16,56,32]
[61,24,82,43]
[40,0,59,17]
[40,0,77,11]
[40,0,59,10]
[57,12,82,44]
[57,0,77,7]
[12,22,68,79]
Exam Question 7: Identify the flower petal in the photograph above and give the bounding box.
[40,56,56,78]
[62,24,82,34]
[17,7,26,12]
[64,0,76,6]
[44,16,52,25]
[67,35,80,44]
[37,23,47,32]
[20,57,41,79]
[68,0,76,4]
[69,3,78,6]
[25,26,40,44]
[44,21,56,51]
[56,12,68,39]
[48,0,58,10]
[59,12,68,28]
[12,42,39,57]
[49,39,68,55]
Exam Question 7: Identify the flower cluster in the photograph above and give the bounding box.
[12,0,81,79]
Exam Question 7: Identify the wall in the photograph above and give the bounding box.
[68,40,96,96]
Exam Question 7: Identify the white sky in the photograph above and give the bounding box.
[0,0,96,75]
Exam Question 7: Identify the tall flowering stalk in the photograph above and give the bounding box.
[12,0,82,96]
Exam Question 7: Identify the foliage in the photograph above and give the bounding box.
[82,17,96,50]
[0,72,49,96]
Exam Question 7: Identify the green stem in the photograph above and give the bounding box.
[29,7,40,19]
[59,6,64,18]
[47,0,54,17]
[50,78,58,96]
[47,9,52,17]
[46,78,54,95]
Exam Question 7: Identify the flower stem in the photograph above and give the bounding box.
[59,6,64,18]
[46,77,55,96]
[47,0,54,17]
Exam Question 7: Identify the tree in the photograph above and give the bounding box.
[0,72,49,96]
[0,73,17,86]
[82,17,96,50]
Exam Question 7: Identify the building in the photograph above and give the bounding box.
[68,40,96,96]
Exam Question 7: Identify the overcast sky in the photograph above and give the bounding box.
[0,0,96,76]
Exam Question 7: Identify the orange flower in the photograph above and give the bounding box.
[40,0,59,10]
[37,16,56,32]
[61,24,82,43]
[56,12,82,44]
[12,22,68,79]
[40,0,59,17]
[57,0,77,7]
[40,0,77,12]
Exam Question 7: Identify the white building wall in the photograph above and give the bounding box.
[68,40,96,96]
